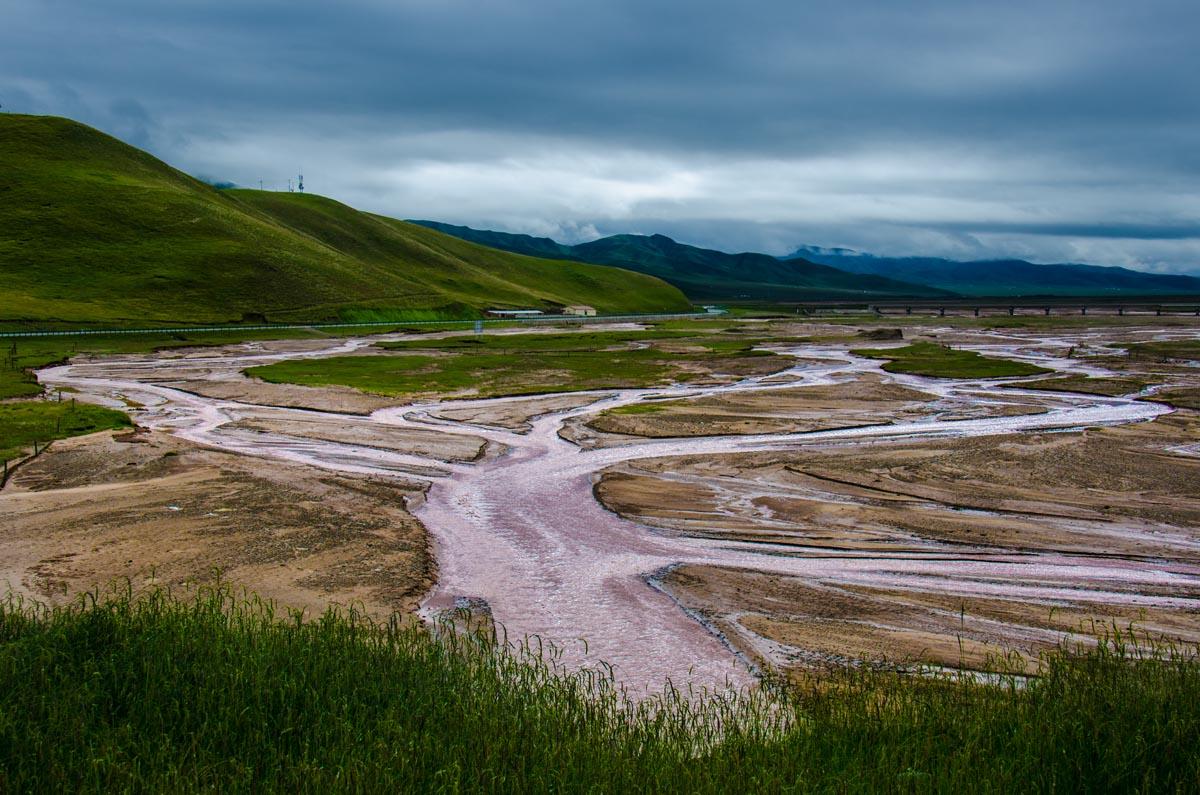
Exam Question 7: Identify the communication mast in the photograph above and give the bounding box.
[297,169,304,193]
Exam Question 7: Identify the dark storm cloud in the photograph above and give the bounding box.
[2,0,1198,270]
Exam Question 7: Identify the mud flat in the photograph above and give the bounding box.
[661,565,1200,674]
[1005,374,1157,397]
[598,411,1200,675]
[1152,388,1200,410]
[225,411,490,462]
[427,392,610,432]
[585,375,937,438]
[160,378,399,415]
[577,373,1053,444]
[0,429,432,617]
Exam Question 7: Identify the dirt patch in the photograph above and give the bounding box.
[661,565,1200,675]
[587,375,937,439]
[600,412,1200,675]
[226,414,488,462]
[428,392,609,432]
[162,378,401,414]
[1004,374,1156,397]
[601,414,1200,551]
[569,373,1047,449]
[0,430,432,617]
[1148,389,1200,411]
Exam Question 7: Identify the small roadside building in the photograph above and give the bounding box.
[563,305,597,317]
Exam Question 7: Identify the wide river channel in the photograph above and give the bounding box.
[39,328,1200,694]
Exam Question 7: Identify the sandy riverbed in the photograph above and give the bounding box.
[0,428,432,616]
[12,320,1200,692]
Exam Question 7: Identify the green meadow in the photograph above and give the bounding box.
[0,400,130,463]
[0,583,1196,792]
[247,329,792,399]
[852,341,1050,378]
[1124,340,1200,361]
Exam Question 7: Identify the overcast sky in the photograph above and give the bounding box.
[4,0,1199,272]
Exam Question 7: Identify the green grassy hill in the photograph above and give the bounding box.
[0,115,690,324]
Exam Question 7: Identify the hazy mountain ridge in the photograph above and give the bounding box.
[787,246,1200,297]
[412,222,954,300]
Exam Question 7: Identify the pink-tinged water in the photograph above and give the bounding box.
[38,332,1200,695]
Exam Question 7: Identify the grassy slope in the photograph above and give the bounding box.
[853,341,1050,378]
[0,114,689,324]
[1,584,1197,791]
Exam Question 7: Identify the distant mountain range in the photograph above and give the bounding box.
[413,222,1200,301]
[411,222,951,300]
[787,246,1200,297]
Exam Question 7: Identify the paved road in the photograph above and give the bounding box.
[0,311,722,339]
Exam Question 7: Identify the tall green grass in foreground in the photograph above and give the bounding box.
[1,585,1197,792]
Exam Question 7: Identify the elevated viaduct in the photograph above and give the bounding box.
[786,298,1200,318]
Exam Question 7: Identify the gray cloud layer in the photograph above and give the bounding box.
[3,0,1198,271]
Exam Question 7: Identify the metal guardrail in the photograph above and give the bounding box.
[0,311,725,339]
